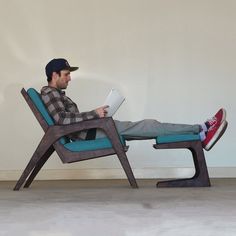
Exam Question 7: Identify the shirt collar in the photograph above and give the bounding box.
[46,86,65,95]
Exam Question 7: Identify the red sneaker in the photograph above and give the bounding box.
[208,108,226,125]
[203,120,228,151]
[206,108,226,128]
[214,108,226,122]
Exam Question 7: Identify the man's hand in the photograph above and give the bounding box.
[95,105,109,118]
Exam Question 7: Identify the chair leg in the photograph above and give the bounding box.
[13,135,52,191]
[116,151,138,188]
[24,145,55,188]
[14,151,43,191]
[156,141,211,187]
[104,119,138,188]
[190,141,211,186]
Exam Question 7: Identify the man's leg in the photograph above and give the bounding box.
[95,108,227,151]
[96,119,200,139]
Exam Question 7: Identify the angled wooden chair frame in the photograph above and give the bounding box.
[153,140,211,187]
[14,88,138,190]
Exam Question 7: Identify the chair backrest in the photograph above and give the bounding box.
[26,88,69,144]
[27,88,54,125]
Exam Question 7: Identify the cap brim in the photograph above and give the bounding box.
[68,66,79,72]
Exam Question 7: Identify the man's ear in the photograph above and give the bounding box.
[52,72,59,80]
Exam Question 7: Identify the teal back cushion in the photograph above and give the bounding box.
[27,88,54,125]
[27,88,68,144]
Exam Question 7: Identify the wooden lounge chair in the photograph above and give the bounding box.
[14,88,138,190]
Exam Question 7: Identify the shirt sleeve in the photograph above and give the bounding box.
[41,89,99,125]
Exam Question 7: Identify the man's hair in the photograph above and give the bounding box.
[47,71,61,82]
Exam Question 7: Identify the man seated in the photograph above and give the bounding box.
[41,58,228,151]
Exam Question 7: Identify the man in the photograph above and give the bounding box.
[41,58,228,151]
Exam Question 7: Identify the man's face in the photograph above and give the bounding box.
[55,70,71,89]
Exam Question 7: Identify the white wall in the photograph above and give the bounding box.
[0,0,235,180]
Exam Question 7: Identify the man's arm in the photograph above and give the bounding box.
[41,89,100,125]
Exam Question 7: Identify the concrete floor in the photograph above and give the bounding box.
[0,179,236,236]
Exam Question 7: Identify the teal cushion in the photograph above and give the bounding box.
[27,88,68,145]
[64,136,126,152]
[27,88,54,126]
[156,134,200,144]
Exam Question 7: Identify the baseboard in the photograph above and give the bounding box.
[1,167,236,181]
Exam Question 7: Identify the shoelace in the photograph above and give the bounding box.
[207,117,217,125]
[207,117,217,131]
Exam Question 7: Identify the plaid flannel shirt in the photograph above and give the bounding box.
[41,86,99,140]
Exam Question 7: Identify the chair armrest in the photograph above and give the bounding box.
[46,117,117,142]
[38,117,126,162]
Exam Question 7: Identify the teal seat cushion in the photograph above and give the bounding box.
[156,134,200,144]
[27,88,68,145]
[64,136,126,152]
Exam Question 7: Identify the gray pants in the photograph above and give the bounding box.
[96,119,200,139]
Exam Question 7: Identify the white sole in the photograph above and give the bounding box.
[205,120,228,151]
[221,108,226,122]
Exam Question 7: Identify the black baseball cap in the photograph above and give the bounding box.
[45,58,79,78]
